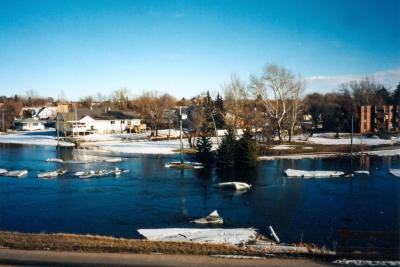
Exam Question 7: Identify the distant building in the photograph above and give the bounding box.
[58,108,146,136]
[360,105,400,134]
[14,118,45,131]
[19,104,69,120]
[35,107,58,120]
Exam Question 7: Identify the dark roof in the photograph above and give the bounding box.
[61,108,140,121]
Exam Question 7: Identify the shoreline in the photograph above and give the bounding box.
[1,129,400,160]
[0,230,335,259]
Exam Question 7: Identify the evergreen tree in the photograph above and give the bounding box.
[393,82,400,105]
[195,135,214,164]
[216,127,236,168]
[214,93,225,129]
[376,86,391,104]
[234,129,258,168]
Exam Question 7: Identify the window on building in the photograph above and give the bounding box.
[121,120,125,124]
[111,121,115,124]
[33,123,38,126]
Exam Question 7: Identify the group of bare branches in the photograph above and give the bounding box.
[223,64,305,143]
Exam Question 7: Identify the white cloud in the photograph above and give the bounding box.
[306,68,400,92]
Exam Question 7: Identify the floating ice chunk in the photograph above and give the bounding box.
[46,158,63,163]
[354,170,370,175]
[284,169,344,178]
[389,168,400,177]
[191,210,224,224]
[333,259,400,266]
[137,228,257,245]
[216,182,251,190]
[0,169,7,175]
[4,170,28,177]
[37,171,58,178]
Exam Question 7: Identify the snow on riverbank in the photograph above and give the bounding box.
[0,129,74,147]
[259,153,339,160]
[259,148,400,161]
[138,228,257,245]
[90,139,191,155]
[306,136,398,146]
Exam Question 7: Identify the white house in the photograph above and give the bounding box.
[14,118,45,131]
[58,109,145,136]
[35,107,58,120]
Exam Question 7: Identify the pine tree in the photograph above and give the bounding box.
[393,82,400,105]
[216,127,236,168]
[234,129,258,168]
[214,93,225,129]
[195,135,214,164]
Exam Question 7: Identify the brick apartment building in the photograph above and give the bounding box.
[360,105,400,134]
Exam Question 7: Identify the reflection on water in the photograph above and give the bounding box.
[0,144,399,248]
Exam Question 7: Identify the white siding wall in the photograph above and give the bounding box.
[60,116,141,135]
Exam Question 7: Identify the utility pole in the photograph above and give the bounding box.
[350,115,354,157]
[179,106,184,164]
[2,111,4,132]
[56,113,60,147]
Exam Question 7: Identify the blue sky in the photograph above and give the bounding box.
[0,0,399,100]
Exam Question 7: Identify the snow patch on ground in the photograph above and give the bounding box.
[0,129,74,147]
[307,136,396,146]
[271,145,295,150]
[259,153,339,160]
[93,139,191,155]
[137,228,257,245]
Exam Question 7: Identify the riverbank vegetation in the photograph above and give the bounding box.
[1,64,399,159]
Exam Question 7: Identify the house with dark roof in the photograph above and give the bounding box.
[15,118,45,131]
[57,108,145,136]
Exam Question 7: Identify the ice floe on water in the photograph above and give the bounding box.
[354,170,370,175]
[333,259,400,266]
[191,210,224,225]
[389,168,400,177]
[137,228,257,245]
[216,182,252,190]
[285,169,345,178]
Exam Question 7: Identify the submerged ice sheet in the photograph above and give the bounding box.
[137,228,257,245]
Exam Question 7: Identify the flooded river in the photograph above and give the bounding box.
[0,144,399,248]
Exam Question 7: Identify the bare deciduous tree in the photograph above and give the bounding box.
[132,91,176,136]
[223,73,247,132]
[288,77,305,142]
[112,87,130,110]
[250,64,295,143]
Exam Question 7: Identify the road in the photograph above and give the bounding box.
[0,249,335,267]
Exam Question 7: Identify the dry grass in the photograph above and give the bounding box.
[0,231,262,256]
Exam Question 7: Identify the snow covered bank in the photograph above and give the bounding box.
[306,136,397,146]
[285,169,344,178]
[270,145,295,150]
[90,139,191,155]
[259,153,339,160]
[259,148,400,161]
[138,228,257,245]
[0,129,74,147]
